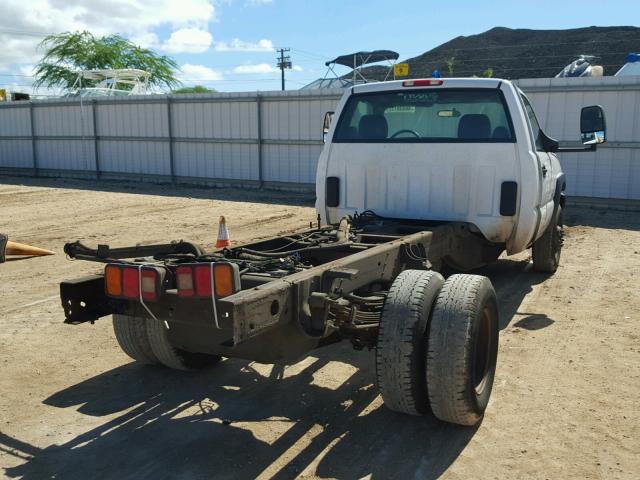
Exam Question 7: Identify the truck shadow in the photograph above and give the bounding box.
[3,257,545,480]
[4,346,475,480]
[563,205,640,231]
[0,175,314,207]
[476,257,552,330]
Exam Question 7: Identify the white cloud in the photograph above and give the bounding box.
[232,63,277,74]
[215,38,274,52]
[19,64,37,77]
[179,63,223,83]
[246,0,273,6]
[163,28,213,53]
[130,32,161,49]
[0,0,217,73]
[292,65,303,72]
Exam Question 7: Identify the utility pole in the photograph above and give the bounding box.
[276,48,292,91]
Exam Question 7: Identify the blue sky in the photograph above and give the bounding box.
[0,0,637,94]
[205,0,639,90]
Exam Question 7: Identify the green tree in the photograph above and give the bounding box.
[33,31,180,90]
[482,67,494,78]
[446,57,456,76]
[172,85,217,94]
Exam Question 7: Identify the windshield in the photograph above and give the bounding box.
[333,89,515,143]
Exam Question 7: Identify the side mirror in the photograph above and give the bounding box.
[322,111,334,143]
[580,105,606,145]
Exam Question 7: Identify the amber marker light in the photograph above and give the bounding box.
[105,264,122,297]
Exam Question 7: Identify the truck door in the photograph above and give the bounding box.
[520,94,555,241]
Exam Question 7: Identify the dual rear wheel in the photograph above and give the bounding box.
[113,269,499,426]
[112,314,221,370]
[376,270,499,426]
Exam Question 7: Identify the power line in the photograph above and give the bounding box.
[290,48,329,60]
[0,28,55,38]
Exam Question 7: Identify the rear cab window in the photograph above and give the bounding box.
[333,88,515,143]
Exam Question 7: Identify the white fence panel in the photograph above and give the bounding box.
[0,139,31,168]
[36,140,95,171]
[173,143,258,180]
[0,81,638,201]
[516,76,640,200]
[98,140,170,176]
[0,106,31,136]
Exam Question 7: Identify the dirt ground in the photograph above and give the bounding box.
[0,176,638,480]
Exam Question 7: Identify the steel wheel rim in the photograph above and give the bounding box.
[473,307,492,395]
[553,212,564,264]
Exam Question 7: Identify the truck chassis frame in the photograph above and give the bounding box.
[61,215,499,363]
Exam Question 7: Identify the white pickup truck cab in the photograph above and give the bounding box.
[317,78,606,272]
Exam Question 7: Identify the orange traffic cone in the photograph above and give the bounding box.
[215,216,230,248]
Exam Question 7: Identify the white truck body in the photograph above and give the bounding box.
[316,78,565,256]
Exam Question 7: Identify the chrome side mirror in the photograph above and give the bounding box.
[580,105,606,145]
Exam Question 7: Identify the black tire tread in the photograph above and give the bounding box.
[532,206,562,273]
[376,269,444,415]
[426,274,497,426]
[112,314,159,364]
[146,318,221,370]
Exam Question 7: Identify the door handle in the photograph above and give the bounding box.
[542,165,548,177]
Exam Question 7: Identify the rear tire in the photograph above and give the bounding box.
[426,274,499,426]
[532,206,563,273]
[376,270,445,415]
[146,319,222,371]
[112,314,159,365]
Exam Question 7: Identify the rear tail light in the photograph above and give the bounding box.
[195,264,213,297]
[141,268,162,301]
[105,264,122,296]
[402,79,443,87]
[214,263,236,298]
[122,267,140,298]
[176,265,195,297]
[104,264,166,301]
[175,262,240,299]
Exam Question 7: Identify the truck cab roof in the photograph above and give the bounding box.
[351,78,510,94]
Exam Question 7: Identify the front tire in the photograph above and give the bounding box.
[426,274,499,426]
[376,270,445,415]
[532,206,563,273]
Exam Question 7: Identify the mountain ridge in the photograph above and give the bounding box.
[356,26,640,80]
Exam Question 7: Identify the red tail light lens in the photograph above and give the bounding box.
[403,79,443,87]
[195,265,213,297]
[122,267,140,299]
